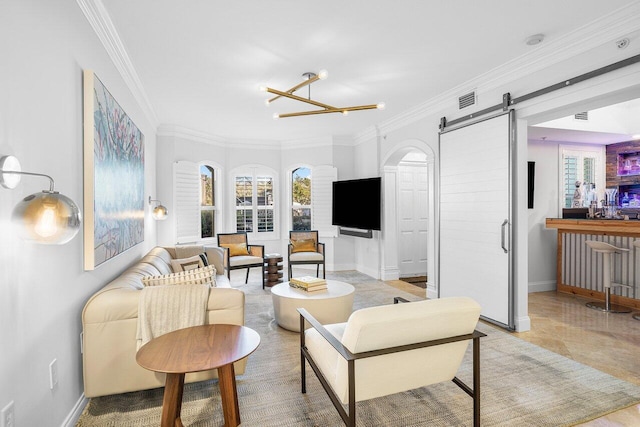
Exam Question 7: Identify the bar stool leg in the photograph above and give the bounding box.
[585,251,631,313]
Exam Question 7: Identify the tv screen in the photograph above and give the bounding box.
[332,177,381,231]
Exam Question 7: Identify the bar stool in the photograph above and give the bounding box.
[585,240,631,313]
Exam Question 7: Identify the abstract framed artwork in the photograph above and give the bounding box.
[83,70,145,270]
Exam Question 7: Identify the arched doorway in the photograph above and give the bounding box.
[381,140,437,298]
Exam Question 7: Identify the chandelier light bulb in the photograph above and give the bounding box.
[318,70,329,80]
[273,113,280,120]
[342,110,349,116]
[377,102,386,110]
[264,99,271,106]
[259,85,268,92]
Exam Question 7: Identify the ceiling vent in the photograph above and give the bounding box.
[458,91,476,110]
[574,111,589,121]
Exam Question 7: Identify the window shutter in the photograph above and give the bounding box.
[311,165,338,237]
[174,161,201,244]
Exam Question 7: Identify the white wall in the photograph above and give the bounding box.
[156,134,359,270]
[527,140,560,292]
[0,1,158,426]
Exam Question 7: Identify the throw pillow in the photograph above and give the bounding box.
[170,254,206,272]
[221,243,251,257]
[291,238,316,253]
[142,265,217,287]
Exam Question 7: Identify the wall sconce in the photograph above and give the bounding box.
[148,196,168,220]
[0,155,82,244]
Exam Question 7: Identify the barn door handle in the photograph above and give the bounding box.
[501,219,509,253]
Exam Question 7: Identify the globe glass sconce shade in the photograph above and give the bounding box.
[12,191,82,244]
[149,196,168,220]
[152,205,168,220]
[1,155,82,245]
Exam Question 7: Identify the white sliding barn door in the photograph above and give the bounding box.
[439,112,514,329]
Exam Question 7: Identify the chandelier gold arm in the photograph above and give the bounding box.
[267,73,321,104]
[277,104,380,118]
[264,87,337,110]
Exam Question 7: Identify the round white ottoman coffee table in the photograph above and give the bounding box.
[271,280,355,332]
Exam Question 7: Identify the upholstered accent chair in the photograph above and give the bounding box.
[298,296,485,427]
[288,230,325,279]
[217,232,265,288]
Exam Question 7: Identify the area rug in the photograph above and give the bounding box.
[76,271,640,426]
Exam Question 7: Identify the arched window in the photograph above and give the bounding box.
[292,167,311,230]
[174,160,222,244]
[200,164,216,238]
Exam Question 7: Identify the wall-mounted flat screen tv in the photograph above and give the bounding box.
[332,177,381,231]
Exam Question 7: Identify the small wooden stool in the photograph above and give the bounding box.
[264,254,283,287]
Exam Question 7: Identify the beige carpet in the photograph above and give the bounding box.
[76,271,640,426]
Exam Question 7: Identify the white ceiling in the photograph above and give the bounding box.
[530,98,640,144]
[99,0,637,142]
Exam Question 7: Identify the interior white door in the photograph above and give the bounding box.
[398,163,428,277]
[439,112,513,328]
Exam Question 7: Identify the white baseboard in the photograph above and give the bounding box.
[380,267,399,281]
[62,393,88,427]
[528,280,556,293]
[427,288,438,299]
[330,263,356,272]
[515,315,531,332]
[357,264,380,280]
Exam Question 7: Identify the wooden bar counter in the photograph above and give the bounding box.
[545,218,640,309]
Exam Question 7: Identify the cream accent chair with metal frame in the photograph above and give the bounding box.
[299,296,484,427]
[218,232,265,289]
[288,230,325,279]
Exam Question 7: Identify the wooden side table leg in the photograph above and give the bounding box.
[218,363,240,427]
[162,373,185,427]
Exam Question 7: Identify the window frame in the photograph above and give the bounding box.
[199,162,221,242]
[230,166,278,240]
[291,166,312,231]
[558,144,605,214]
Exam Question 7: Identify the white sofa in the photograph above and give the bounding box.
[82,246,246,398]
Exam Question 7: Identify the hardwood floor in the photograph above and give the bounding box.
[383,281,640,425]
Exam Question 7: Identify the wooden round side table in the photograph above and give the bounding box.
[264,253,283,287]
[136,324,260,427]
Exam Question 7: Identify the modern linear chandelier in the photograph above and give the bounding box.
[260,70,385,119]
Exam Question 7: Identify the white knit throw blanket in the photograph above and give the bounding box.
[136,284,210,350]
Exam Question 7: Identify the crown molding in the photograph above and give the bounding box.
[76,0,159,128]
[157,124,284,150]
[280,136,336,150]
[376,1,640,136]
[157,125,227,147]
[158,124,347,150]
